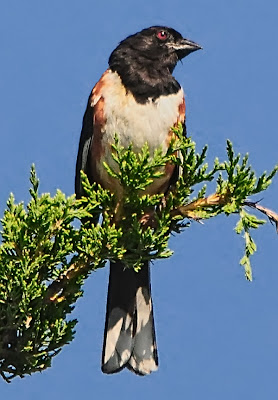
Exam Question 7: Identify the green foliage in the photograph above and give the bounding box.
[235,210,266,280]
[0,166,82,381]
[0,125,277,381]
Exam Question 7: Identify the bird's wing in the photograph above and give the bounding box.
[75,96,94,197]
[75,70,109,198]
[177,95,186,137]
[168,93,186,186]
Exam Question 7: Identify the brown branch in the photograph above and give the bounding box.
[172,192,278,234]
[44,259,91,304]
[171,192,229,219]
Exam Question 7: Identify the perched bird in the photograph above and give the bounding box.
[75,26,201,375]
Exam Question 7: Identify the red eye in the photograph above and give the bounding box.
[156,30,168,41]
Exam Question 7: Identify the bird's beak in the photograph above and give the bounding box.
[167,38,202,59]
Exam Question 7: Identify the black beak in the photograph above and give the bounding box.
[167,38,202,59]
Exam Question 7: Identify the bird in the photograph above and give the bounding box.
[75,26,201,375]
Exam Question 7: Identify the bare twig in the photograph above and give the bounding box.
[244,200,278,232]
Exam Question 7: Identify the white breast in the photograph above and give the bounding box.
[100,70,184,153]
[93,70,183,197]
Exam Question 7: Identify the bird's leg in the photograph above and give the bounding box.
[139,195,167,228]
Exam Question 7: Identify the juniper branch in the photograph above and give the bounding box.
[0,126,277,381]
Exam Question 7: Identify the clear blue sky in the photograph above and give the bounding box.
[1,1,278,399]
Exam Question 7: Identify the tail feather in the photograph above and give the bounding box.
[102,261,158,375]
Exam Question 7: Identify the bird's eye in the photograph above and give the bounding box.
[156,30,168,41]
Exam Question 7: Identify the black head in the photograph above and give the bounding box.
[109,26,202,103]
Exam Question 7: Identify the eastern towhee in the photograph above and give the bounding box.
[75,26,201,375]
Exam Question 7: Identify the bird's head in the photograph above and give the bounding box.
[109,26,202,74]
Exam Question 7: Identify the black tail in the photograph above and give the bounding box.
[101,261,158,375]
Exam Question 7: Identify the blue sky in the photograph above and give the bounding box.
[1,0,278,399]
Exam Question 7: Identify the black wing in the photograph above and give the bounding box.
[75,97,94,198]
